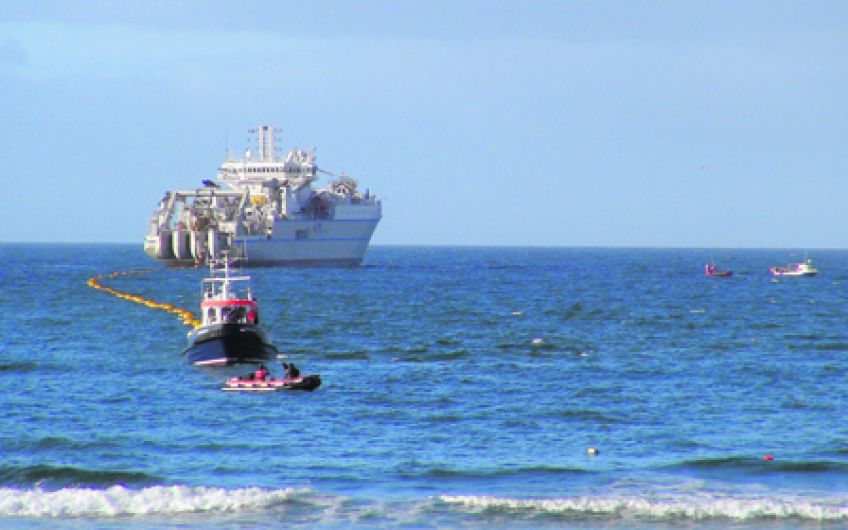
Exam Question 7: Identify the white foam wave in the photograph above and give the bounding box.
[0,485,308,518]
[439,494,848,521]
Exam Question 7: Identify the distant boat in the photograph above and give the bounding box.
[704,263,732,277]
[770,257,817,277]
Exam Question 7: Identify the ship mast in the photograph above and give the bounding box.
[249,125,280,163]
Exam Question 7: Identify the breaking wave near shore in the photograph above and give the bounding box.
[439,493,848,522]
[2,486,848,526]
[0,485,307,518]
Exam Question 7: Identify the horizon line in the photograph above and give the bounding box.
[0,241,845,251]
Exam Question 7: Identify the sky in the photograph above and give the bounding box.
[1,0,846,248]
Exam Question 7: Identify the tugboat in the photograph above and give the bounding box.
[184,254,277,366]
[770,257,818,277]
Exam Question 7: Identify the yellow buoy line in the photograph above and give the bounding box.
[87,269,201,328]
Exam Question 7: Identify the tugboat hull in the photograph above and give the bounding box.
[185,323,277,366]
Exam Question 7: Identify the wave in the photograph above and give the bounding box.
[553,408,627,424]
[403,464,591,480]
[0,485,307,518]
[439,493,848,521]
[388,349,473,364]
[426,349,469,361]
[749,321,782,330]
[784,332,822,340]
[0,361,40,373]
[547,301,582,321]
[493,339,559,353]
[322,351,370,361]
[424,413,463,423]
[666,456,848,473]
[3,485,848,523]
[2,436,121,452]
[814,342,848,351]
[30,316,72,327]
[0,465,160,489]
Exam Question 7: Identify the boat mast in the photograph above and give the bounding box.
[249,125,279,163]
[217,251,232,299]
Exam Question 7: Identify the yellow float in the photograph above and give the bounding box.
[86,270,201,328]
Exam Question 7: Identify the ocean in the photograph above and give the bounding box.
[1,244,846,529]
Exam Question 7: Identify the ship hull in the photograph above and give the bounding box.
[184,323,277,366]
[145,218,379,267]
[243,218,378,265]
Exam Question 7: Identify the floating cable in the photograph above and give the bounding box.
[87,269,201,328]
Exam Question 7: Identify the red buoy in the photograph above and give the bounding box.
[762,454,774,461]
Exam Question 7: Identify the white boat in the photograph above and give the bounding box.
[144,125,382,266]
[770,258,817,277]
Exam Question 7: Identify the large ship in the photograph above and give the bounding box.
[143,125,382,266]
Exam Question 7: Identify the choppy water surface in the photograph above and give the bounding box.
[1,244,847,529]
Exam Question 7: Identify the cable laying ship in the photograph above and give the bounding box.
[144,125,382,266]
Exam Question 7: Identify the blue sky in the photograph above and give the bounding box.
[1,1,846,247]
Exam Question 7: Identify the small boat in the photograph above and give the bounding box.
[222,374,322,392]
[704,263,732,277]
[770,258,817,277]
[184,254,278,366]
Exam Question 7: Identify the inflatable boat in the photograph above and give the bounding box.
[222,374,322,392]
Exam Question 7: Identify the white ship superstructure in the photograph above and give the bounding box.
[144,125,382,266]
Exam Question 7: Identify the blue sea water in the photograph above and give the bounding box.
[1,243,847,529]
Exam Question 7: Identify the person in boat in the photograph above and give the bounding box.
[247,303,259,324]
[225,306,245,323]
[254,364,268,381]
[283,362,300,379]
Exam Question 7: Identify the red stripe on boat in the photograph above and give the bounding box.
[200,300,257,308]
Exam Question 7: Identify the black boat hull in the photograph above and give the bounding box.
[283,375,321,391]
[184,323,277,366]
